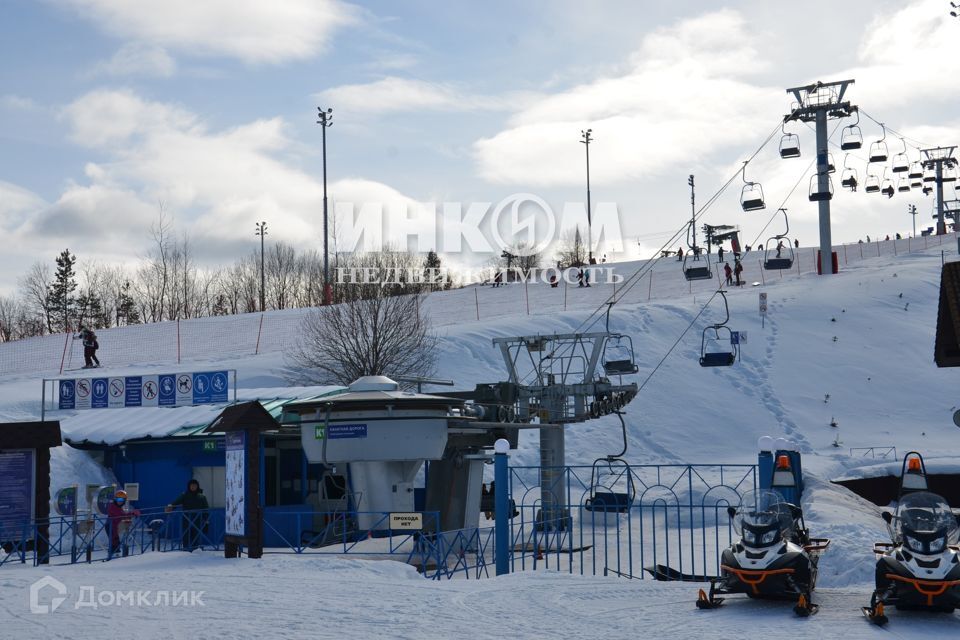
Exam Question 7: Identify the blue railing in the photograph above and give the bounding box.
[507,463,757,579]
[0,507,222,568]
[2,462,756,581]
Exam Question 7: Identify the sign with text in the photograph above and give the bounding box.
[328,424,368,439]
[57,370,232,410]
[224,432,246,537]
[389,512,423,531]
[0,450,35,529]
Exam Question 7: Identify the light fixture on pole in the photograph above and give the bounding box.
[317,107,334,305]
[255,221,268,312]
[580,128,593,264]
[908,204,917,237]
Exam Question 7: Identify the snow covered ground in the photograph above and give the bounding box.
[2,552,959,639]
[1,238,960,637]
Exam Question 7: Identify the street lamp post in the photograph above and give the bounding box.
[255,221,267,312]
[909,204,917,238]
[317,107,334,305]
[580,129,593,264]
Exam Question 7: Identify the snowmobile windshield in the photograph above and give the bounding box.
[896,492,959,547]
[732,489,795,537]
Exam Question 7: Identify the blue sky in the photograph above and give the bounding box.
[1,0,958,293]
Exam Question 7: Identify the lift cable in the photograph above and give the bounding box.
[746,120,843,250]
[517,118,784,386]
[635,288,722,394]
[858,109,931,151]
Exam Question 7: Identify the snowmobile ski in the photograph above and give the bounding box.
[793,593,819,616]
[861,604,888,626]
[695,587,723,609]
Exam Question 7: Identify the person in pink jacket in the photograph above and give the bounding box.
[107,490,140,556]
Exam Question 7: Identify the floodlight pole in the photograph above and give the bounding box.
[255,221,267,312]
[581,129,593,263]
[784,79,856,275]
[921,147,957,236]
[317,107,334,304]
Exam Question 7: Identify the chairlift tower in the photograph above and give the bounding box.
[491,331,638,530]
[920,147,957,235]
[784,79,857,275]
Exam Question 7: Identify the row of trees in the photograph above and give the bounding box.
[0,224,456,343]
[0,211,600,343]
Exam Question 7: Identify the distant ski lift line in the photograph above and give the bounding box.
[558,118,785,345]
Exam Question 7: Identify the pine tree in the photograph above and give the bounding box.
[211,294,229,316]
[423,250,451,290]
[47,249,77,332]
[115,281,140,325]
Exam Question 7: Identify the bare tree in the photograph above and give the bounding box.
[17,261,52,333]
[288,249,437,386]
[554,226,586,268]
[266,241,297,310]
[0,296,21,341]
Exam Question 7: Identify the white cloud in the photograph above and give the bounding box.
[0,95,38,111]
[61,88,199,147]
[840,0,960,111]
[473,10,779,187]
[59,0,357,64]
[317,77,527,116]
[40,89,428,261]
[93,42,176,77]
[320,77,463,113]
[0,181,46,227]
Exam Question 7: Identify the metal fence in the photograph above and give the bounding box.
[0,507,221,568]
[3,463,757,581]
[506,463,758,580]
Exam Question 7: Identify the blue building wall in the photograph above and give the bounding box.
[108,439,225,509]
[105,438,319,548]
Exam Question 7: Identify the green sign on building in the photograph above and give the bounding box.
[314,425,325,440]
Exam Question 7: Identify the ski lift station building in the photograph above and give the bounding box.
[57,384,345,544]
[51,375,515,545]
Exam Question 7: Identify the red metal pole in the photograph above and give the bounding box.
[59,331,71,375]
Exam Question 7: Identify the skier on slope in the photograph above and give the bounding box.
[74,326,101,368]
[724,262,733,286]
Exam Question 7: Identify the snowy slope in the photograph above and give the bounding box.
[2,238,959,637]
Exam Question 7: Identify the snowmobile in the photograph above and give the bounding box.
[863,452,960,626]
[696,455,830,616]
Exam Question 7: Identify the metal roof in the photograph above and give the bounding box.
[60,385,345,446]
